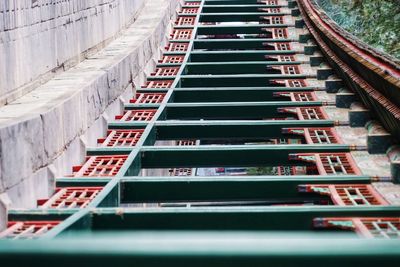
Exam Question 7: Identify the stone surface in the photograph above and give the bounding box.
[0,0,180,221]
[0,193,11,231]
[0,0,145,105]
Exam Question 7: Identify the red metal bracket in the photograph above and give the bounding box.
[298,184,389,206]
[159,55,185,64]
[289,153,361,175]
[151,67,180,77]
[130,93,166,104]
[260,0,279,5]
[261,16,284,25]
[274,92,316,102]
[277,107,328,120]
[71,155,128,177]
[170,29,193,40]
[258,8,281,13]
[283,127,342,144]
[169,168,194,176]
[38,187,103,209]
[98,129,144,147]
[180,8,199,14]
[175,16,196,26]
[279,55,296,62]
[165,42,189,52]
[142,80,174,89]
[0,221,61,239]
[176,140,197,146]
[313,217,400,238]
[183,1,201,7]
[115,109,157,121]
[273,28,288,39]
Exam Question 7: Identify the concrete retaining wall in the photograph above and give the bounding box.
[0,0,180,227]
[0,0,145,105]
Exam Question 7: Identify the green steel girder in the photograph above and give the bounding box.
[199,13,290,23]
[188,51,297,62]
[171,87,316,103]
[196,24,293,35]
[8,209,78,222]
[201,5,287,13]
[120,176,371,203]
[90,206,400,231]
[152,101,324,120]
[2,233,400,267]
[153,120,334,140]
[204,0,285,5]
[107,119,335,132]
[55,178,111,187]
[192,39,293,50]
[183,62,302,75]
[139,144,352,168]
[178,74,310,87]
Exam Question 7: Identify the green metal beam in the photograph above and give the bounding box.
[8,209,78,221]
[91,206,400,231]
[189,50,298,62]
[171,87,316,102]
[204,0,286,5]
[196,24,294,35]
[120,176,372,203]
[183,62,302,75]
[1,232,399,267]
[199,13,290,23]
[151,101,324,119]
[201,5,286,13]
[177,74,311,87]
[192,39,293,50]
[139,144,352,168]
[154,120,334,140]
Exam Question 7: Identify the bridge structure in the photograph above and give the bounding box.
[0,0,400,265]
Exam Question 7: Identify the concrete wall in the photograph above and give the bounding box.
[0,0,145,105]
[0,0,180,228]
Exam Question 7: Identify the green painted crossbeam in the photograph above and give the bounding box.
[137,144,354,168]
[183,62,303,75]
[1,233,399,267]
[90,206,400,231]
[203,0,286,5]
[201,5,287,13]
[120,176,371,203]
[108,120,336,133]
[195,24,294,35]
[148,101,324,119]
[192,39,293,50]
[188,51,298,62]
[169,87,318,102]
[200,13,290,22]
[153,120,334,140]
[177,75,312,87]
[84,144,355,168]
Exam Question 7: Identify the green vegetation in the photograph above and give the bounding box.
[316,0,400,59]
